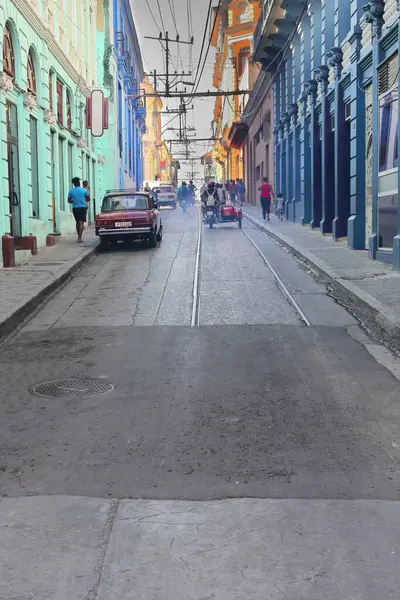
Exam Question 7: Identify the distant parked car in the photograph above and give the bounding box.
[154,185,177,209]
[95,190,162,250]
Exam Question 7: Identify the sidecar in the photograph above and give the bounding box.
[220,204,243,228]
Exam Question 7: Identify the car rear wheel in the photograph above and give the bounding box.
[156,224,163,242]
[149,230,157,248]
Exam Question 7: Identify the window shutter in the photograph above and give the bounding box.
[378,53,399,95]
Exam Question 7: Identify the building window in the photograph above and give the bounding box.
[56,80,63,124]
[67,143,73,208]
[3,24,15,78]
[30,116,40,218]
[344,102,351,121]
[49,72,53,111]
[27,50,36,95]
[58,137,65,210]
[66,91,72,131]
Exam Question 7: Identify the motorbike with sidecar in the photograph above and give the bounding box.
[203,195,243,229]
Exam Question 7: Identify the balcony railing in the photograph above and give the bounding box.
[253,0,276,56]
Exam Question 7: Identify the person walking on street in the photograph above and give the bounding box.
[237,179,246,206]
[68,177,89,242]
[83,180,91,214]
[188,180,197,205]
[259,177,274,222]
[230,180,237,204]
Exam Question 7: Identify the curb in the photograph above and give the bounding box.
[244,212,400,350]
[0,244,98,343]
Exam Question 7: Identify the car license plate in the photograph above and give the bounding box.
[115,222,132,228]
[206,210,214,215]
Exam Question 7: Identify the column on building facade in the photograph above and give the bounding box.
[346,0,368,249]
[273,72,281,198]
[363,1,385,259]
[300,13,312,223]
[318,0,335,234]
[290,32,301,222]
[316,64,334,234]
[321,0,335,61]
[394,0,400,269]
[279,118,285,200]
[299,92,310,224]
[284,53,293,218]
[311,1,322,72]
[329,47,349,239]
[307,79,322,228]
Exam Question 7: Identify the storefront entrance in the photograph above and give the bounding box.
[6,102,22,248]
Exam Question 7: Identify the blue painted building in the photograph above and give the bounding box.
[251,0,400,269]
[113,0,146,190]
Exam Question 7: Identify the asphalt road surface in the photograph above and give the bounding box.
[1,206,400,599]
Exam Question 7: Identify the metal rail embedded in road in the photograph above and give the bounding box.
[191,205,202,326]
[241,224,311,327]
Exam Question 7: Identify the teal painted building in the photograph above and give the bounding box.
[0,0,120,265]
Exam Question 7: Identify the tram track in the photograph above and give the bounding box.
[191,205,310,327]
[191,204,202,326]
[241,222,311,326]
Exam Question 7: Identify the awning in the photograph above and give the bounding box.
[228,122,249,149]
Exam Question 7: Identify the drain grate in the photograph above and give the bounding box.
[30,379,114,398]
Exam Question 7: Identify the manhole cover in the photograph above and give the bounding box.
[30,379,114,398]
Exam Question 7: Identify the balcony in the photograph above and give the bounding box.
[253,0,307,69]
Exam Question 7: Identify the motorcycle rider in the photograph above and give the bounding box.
[202,181,219,221]
[178,181,191,210]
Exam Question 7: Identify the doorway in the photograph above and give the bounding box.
[6,102,22,248]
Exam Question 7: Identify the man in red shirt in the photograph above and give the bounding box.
[259,177,275,222]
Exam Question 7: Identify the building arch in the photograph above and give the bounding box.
[1,20,21,85]
[27,46,40,97]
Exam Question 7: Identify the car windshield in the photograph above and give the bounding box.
[158,186,174,193]
[102,195,149,212]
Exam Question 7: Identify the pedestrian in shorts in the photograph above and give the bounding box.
[68,177,89,243]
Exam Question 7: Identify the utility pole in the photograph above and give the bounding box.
[145,32,194,96]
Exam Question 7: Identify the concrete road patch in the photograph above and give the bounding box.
[97,498,400,600]
[0,496,112,600]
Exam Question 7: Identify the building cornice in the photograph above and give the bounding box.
[11,0,90,95]
[224,23,256,37]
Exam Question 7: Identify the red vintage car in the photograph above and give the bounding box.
[95,191,162,250]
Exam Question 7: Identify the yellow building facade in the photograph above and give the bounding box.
[203,0,260,182]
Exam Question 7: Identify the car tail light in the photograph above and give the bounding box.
[96,218,113,227]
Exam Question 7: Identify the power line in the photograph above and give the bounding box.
[156,0,166,33]
[191,0,213,91]
[144,0,162,31]
[188,0,222,106]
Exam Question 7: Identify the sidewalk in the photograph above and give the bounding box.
[243,205,400,349]
[0,230,98,340]
[0,495,399,599]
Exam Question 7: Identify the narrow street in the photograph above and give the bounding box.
[1,206,399,598]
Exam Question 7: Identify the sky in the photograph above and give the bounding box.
[131,0,218,179]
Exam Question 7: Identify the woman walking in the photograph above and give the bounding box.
[259,177,274,222]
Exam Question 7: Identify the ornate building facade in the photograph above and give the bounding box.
[0,0,145,265]
[245,0,400,268]
[202,0,260,183]
[113,0,146,190]
[0,0,106,263]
